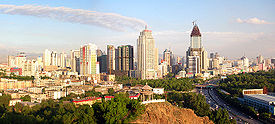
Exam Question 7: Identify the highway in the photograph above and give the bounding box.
[199,87,262,124]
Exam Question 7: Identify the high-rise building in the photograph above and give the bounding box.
[163,49,172,66]
[210,53,214,59]
[80,43,97,75]
[257,55,264,64]
[15,52,26,69]
[43,49,51,68]
[22,59,37,76]
[96,49,103,57]
[117,45,134,71]
[176,56,182,64]
[98,55,107,73]
[59,52,66,68]
[186,23,208,74]
[241,56,249,72]
[50,51,58,66]
[36,56,43,71]
[70,50,80,73]
[187,56,200,74]
[137,26,158,79]
[158,60,168,77]
[271,58,275,65]
[107,45,116,73]
[8,56,16,67]
[96,62,100,74]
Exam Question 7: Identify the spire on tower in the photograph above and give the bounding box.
[192,20,197,26]
[191,23,201,37]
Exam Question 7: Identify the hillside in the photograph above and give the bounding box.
[132,102,214,124]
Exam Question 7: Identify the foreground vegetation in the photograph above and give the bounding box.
[0,93,144,124]
[167,92,235,124]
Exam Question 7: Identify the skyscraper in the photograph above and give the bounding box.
[50,51,58,66]
[186,23,208,74]
[163,49,172,66]
[80,43,97,75]
[96,49,103,57]
[43,49,51,68]
[15,52,26,69]
[59,52,66,68]
[8,55,16,67]
[107,45,116,74]
[97,49,107,73]
[257,55,264,64]
[137,26,158,79]
[36,56,43,71]
[176,56,182,64]
[117,45,134,71]
[98,55,107,73]
[70,50,80,73]
[241,56,249,72]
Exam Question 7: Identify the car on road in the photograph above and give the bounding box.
[215,104,218,109]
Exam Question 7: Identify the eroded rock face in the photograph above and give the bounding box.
[132,102,214,124]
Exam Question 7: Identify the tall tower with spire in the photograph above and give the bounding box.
[186,23,208,74]
[137,26,158,79]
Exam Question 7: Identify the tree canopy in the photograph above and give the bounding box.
[167,92,234,124]
[0,93,144,124]
[219,70,275,97]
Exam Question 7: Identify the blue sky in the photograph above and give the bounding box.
[0,0,274,62]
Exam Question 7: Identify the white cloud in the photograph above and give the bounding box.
[236,17,272,24]
[0,4,147,31]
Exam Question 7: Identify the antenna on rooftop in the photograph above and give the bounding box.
[192,20,197,26]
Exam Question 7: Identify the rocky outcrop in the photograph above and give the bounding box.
[132,102,213,124]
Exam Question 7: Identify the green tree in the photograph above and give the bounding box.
[168,92,210,117]
[93,93,144,123]
[20,95,31,102]
[259,112,271,120]
[209,108,232,124]
[108,88,115,96]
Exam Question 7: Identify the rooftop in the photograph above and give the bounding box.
[142,83,152,90]
[245,94,275,103]
[191,24,201,37]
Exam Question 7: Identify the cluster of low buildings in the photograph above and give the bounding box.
[1,63,165,106]
[175,54,275,80]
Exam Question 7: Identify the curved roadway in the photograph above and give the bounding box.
[199,87,262,124]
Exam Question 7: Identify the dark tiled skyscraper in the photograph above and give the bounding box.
[98,55,107,73]
[117,45,134,71]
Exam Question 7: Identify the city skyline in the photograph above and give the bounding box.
[0,0,275,63]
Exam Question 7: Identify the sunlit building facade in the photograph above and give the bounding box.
[80,43,97,75]
[137,26,158,79]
